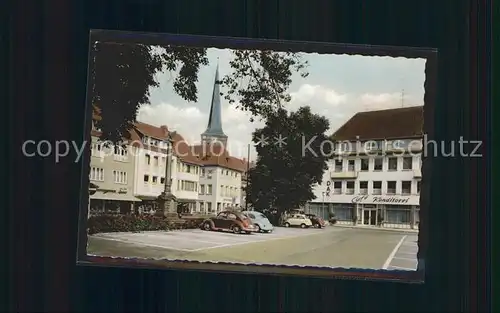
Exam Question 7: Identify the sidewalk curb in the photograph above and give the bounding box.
[331,224,419,233]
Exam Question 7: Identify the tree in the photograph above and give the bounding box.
[90,42,308,143]
[246,106,332,216]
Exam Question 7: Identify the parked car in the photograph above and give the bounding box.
[305,213,326,228]
[242,211,274,233]
[283,214,313,228]
[201,210,256,234]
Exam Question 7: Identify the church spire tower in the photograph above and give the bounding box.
[201,61,228,147]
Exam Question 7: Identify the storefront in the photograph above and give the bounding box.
[89,189,142,216]
[309,194,420,229]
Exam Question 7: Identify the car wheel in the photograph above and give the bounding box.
[232,225,241,234]
[300,223,307,228]
[203,222,212,231]
[314,223,320,228]
[284,222,290,227]
[254,224,261,232]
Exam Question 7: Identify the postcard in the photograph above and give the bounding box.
[77,30,436,281]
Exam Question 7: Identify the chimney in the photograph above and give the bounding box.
[160,125,168,136]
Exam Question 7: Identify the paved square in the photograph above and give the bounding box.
[88,227,419,270]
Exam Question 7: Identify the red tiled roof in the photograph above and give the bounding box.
[191,143,247,172]
[331,106,424,141]
[91,105,246,171]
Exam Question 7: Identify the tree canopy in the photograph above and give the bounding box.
[245,106,332,214]
[90,41,308,143]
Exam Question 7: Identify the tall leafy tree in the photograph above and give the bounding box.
[90,41,308,143]
[246,106,332,215]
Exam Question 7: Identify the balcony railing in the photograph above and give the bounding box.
[330,171,358,179]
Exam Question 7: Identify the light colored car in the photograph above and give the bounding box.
[283,214,313,228]
[242,211,274,233]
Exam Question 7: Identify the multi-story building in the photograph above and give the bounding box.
[130,122,202,213]
[307,106,423,229]
[89,65,247,216]
[88,113,141,215]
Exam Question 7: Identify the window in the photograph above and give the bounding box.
[153,156,159,166]
[152,176,158,184]
[200,184,205,194]
[334,160,343,172]
[417,181,421,194]
[346,181,354,194]
[387,181,396,194]
[359,181,368,194]
[180,180,197,192]
[226,186,229,197]
[143,175,149,183]
[220,185,224,196]
[227,213,237,220]
[347,159,355,171]
[388,157,398,171]
[217,203,221,211]
[145,154,150,165]
[207,184,213,195]
[373,181,382,195]
[113,170,127,184]
[160,177,165,184]
[402,156,413,170]
[89,167,104,181]
[360,158,369,171]
[91,143,103,157]
[333,181,342,194]
[364,141,378,151]
[201,169,206,176]
[161,157,166,166]
[402,181,411,195]
[207,202,212,212]
[373,158,383,171]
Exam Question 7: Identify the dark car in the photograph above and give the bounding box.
[201,210,256,234]
[305,213,326,228]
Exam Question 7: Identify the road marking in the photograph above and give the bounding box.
[392,256,417,262]
[189,228,340,252]
[382,235,407,269]
[389,265,415,270]
[91,236,194,252]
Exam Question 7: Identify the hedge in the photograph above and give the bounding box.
[87,214,203,235]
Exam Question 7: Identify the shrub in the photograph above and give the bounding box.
[87,214,200,235]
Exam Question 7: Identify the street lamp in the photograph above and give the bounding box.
[322,192,325,214]
[156,131,178,219]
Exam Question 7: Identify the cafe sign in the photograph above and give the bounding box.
[350,195,411,204]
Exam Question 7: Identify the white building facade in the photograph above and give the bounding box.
[131,125,202,213]
[307,106,424,229]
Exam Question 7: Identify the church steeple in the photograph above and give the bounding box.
[201,62,228,147]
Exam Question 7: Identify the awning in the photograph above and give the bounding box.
[90,191,142,202]
[177,198,197,203]
[137,195,160,201]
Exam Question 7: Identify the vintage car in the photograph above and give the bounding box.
[283,214,313,228]
[241,210,274,233]
[201,210,256,234]
[305,213,326,228]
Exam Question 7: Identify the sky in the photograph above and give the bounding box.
[136,48,426,160]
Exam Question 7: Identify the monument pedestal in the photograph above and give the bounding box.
[156,192,179,220]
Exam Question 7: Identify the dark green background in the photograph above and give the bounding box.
[7,0,491,312]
